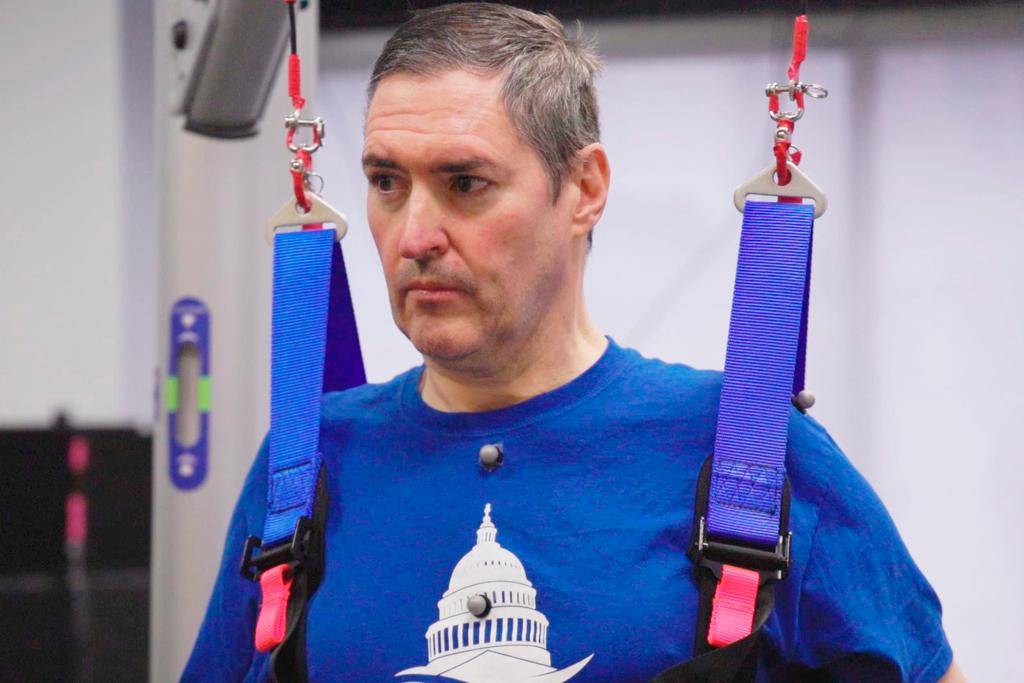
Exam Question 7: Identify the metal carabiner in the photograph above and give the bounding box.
[766,81,828,122]
[766,81,829,100]
[285,112,326,154]
[288,160,324,194]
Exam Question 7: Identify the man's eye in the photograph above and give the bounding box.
[371,174,397,193]
[451,175,488,194]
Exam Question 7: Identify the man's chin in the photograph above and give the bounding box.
[407,326,482,363]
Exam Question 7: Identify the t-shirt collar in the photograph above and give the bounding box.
[400,336,631,435]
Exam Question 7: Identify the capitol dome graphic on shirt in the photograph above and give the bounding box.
[395,504,593,682]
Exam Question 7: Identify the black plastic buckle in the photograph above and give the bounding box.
[239,516,313,582]
[693,516,792,583]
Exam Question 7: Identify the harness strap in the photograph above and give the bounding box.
[708,201,814,547]
[708,565,760,648]
[269,465,330,683]
[688,200,813,667]
[240,229,365,663]
[265,229,336,549]
[652,572,775,683]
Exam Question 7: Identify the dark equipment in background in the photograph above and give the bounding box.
[320,0,1001,30]
[0,425,152,681]
[176,0,295,138]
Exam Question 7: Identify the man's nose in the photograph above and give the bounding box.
[398,187,449,261]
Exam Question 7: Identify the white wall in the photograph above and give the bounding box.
[0,0,155,428]
[316,7,1024,680]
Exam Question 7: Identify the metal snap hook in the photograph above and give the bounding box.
[284,114,325,154]
[305,173,324,195]
[801,83,828,99]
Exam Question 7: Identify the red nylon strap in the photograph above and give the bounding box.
[294,150,321,226]
[288,47,309,211]
[254,564,294,652]
[788,15,808,83]
[285,4,309,210]
[707,564,760,648]
[292,161,310,212]
[288,54,305,110]
[773,14,810,190]
[789,16,807,114]
[774,128,793,187]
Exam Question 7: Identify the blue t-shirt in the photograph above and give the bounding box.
[184,340,952,682]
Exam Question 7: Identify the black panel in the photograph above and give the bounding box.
[0,429,69,574]
[0,582,73,681]
[0,425,151,681]
[321,0,1012,30]
[88,572,151,680]
[82,430,152,570]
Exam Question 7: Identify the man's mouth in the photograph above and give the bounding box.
[404,280,465,302]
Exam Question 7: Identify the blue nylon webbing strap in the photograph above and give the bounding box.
[262,229,366,549]
[708,200,815,547]
[793,229,813,397]
[323,241,368,394]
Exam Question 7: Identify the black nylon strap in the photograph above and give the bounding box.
[651,579,774,683]
[651,454,789,682]
[691,456,717,657]
[269,466,328,683]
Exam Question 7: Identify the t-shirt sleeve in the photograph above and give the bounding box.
[180,439,271,682]
[788,426,953,682]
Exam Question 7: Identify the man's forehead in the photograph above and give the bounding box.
[365,71,515,137]
[368,68,505,114]
[363,70,524,169]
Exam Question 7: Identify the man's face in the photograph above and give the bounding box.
[363,69,580,367]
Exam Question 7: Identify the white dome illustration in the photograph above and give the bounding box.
[395,504,593,682]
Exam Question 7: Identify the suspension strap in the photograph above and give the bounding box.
[239,227,365,636]
[238,1,366,671]
[707,200,813,549]
[265,228,366,540]
[766,14,827,189]
[769,15,807,186]
[659,200,812,683]
[694,199,813,653]
[266,229,334,548]
[678,12,826,671]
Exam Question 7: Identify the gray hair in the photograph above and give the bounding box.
[368,3,601,203]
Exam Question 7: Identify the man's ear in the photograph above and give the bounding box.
[570,143,611,239]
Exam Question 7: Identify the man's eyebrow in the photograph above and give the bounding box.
[361,154,401,170]
[430,158,493,174]
[361,154,497,174]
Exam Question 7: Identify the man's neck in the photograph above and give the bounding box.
[419,320,608,413]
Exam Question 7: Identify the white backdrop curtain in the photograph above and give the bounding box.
[315,7,1024,679]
